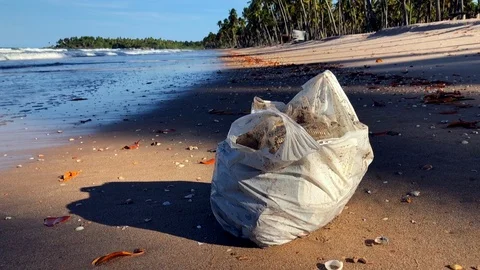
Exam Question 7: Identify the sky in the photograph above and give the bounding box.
[0,0,249,48]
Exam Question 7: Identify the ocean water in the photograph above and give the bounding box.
[0,48,221,168]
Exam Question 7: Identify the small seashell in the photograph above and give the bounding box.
[144,218,152,223]
[461,140,469,145]
[5,216,12,220]
[118,176,125,180]
[409,191,421,197]
[196,225,202,229]
[178,164,185,168]
[187,146,198,151]
[16,165,22,168]
[374,236,389,245]
[69,138,75,141]
[184,194,194,199]
[75,226,85,231]
[324,260,343,270]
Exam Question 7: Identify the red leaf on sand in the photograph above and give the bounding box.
[370,131,400,137]
[60,171,80,182]
[91,249,145,266]
[44,216,71,227]
[122,140,140,150]
[447,119,479,129]
[200,158,215,165]
[439,110,458,115]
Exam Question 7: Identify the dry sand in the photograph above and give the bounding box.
[1,20,480,269]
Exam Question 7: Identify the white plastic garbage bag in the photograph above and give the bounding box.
[210,70,373,247]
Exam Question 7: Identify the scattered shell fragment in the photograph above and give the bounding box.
[421,164,433,171]
[324,260,343,270]
[196,225,202,229]
[448,264,464,270]
[178,164,185,168]
[461,140,469,145]
[187,146,198,150]
[118,176,125,180]
[75,226,85,231]
[162,201,171,206]
[401,195,412,203]
[374,236,389,245]
[16,165,22,168]
[5,216,12,220]
[409,190,421,197]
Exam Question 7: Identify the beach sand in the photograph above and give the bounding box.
[1,20,480,269]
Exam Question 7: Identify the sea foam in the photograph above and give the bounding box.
[0,48,190,61]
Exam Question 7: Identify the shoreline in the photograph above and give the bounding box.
[1,22,480,269]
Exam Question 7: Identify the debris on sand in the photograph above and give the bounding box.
[91,249,145,266]
[447,120,479,129]
[122,140,140,150]
[60,171,80,182]
[44,216,71,227]
[423,90,472,104]
[200,158,215,165]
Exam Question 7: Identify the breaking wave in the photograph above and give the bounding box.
[0,48,190,61]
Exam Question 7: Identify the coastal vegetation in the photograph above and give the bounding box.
[55,36,203,49]
[205,0,480,48]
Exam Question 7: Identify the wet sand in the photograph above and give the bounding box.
[1,20,480,269]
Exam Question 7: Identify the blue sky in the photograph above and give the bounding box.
[0,0,249,47]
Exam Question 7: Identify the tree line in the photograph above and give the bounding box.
[203,0,480,48]
[55,36,203,49]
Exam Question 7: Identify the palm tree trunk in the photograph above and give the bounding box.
[460,0,465,19]
[402,0,409,26]
[384,0,388,28]
[324,0,338,35]
[436,0,442,20]
[338,0,343,35]
[299,0,310,39]
[277,0,289,37]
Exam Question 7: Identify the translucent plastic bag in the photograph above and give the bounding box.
[210,70,373,247]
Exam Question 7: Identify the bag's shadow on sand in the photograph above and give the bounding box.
[67,181,256,248]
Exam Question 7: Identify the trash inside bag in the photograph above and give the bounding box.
[210,70,374,247]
